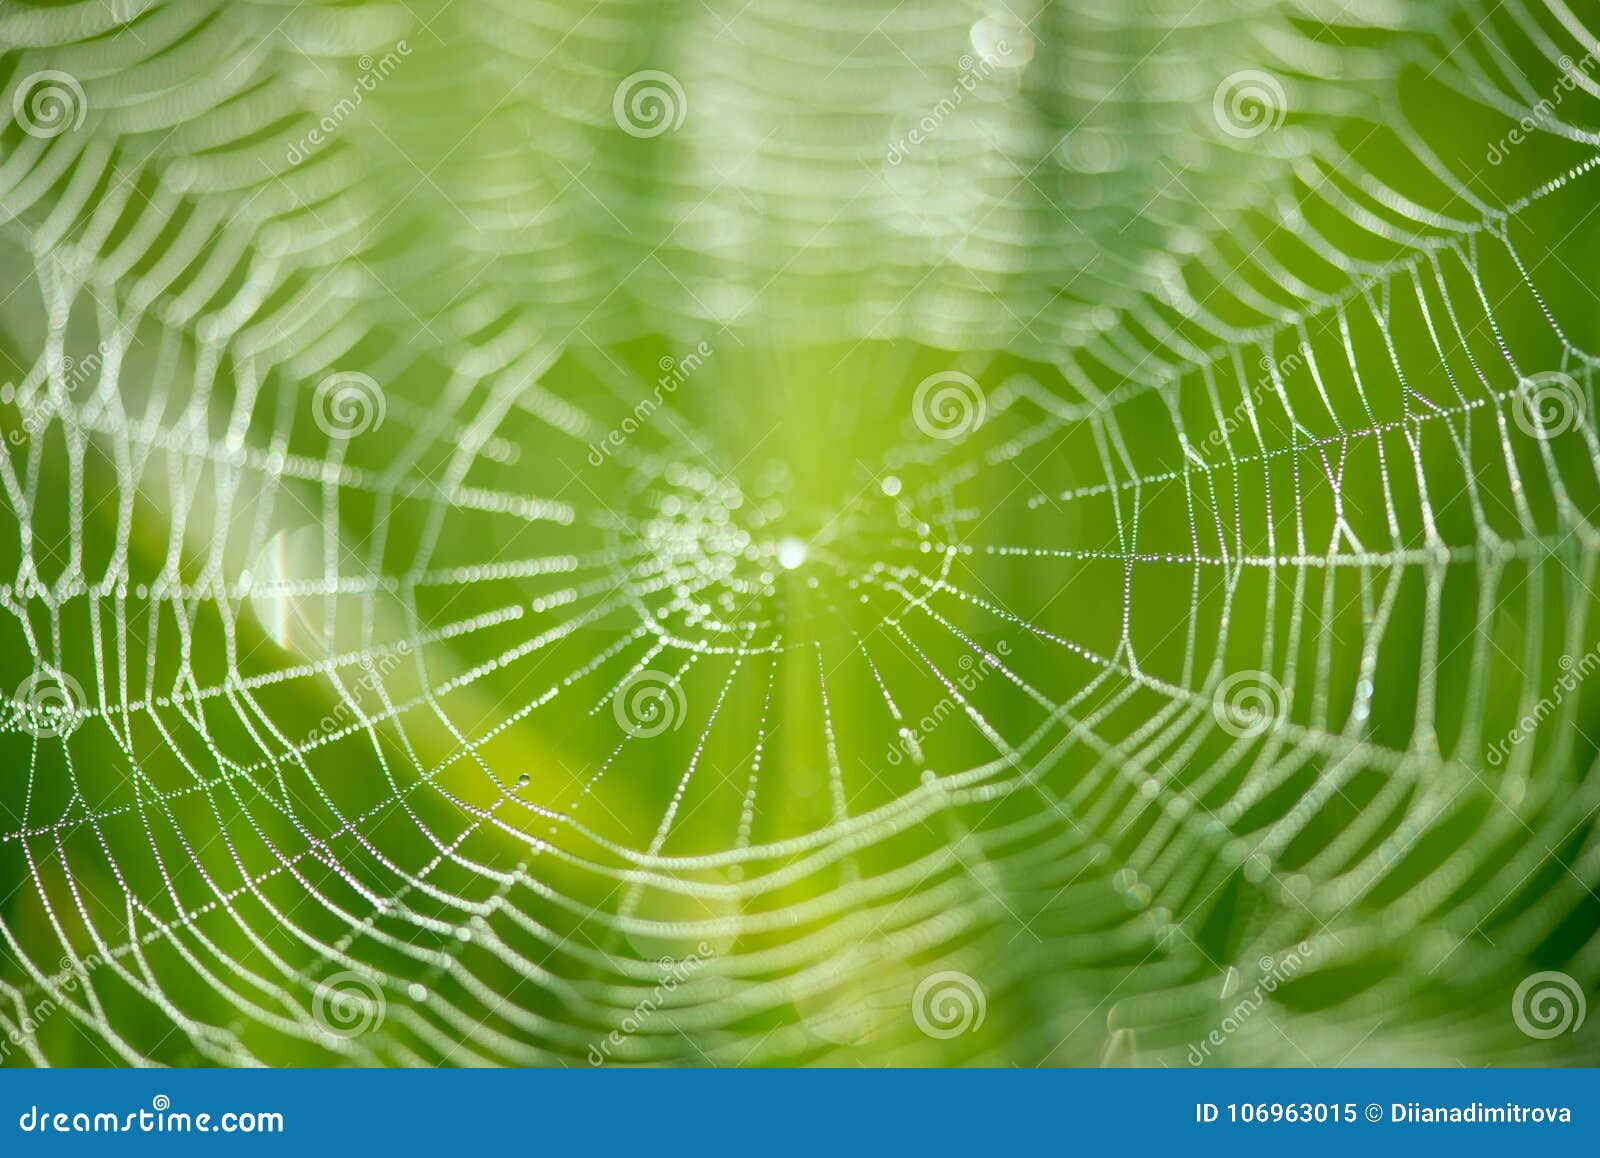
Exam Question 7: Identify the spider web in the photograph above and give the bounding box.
[0,0,1598,1066]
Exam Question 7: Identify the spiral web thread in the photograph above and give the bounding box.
[0,0,1597,1066]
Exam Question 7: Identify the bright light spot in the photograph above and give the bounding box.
[880,475,902,497]
[970,16,1034,68]
[776,537,808,570]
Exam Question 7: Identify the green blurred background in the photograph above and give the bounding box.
[0,0,1597,1065]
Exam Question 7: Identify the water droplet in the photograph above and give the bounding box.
[970,17,1034,69]
[775,537,808,570]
